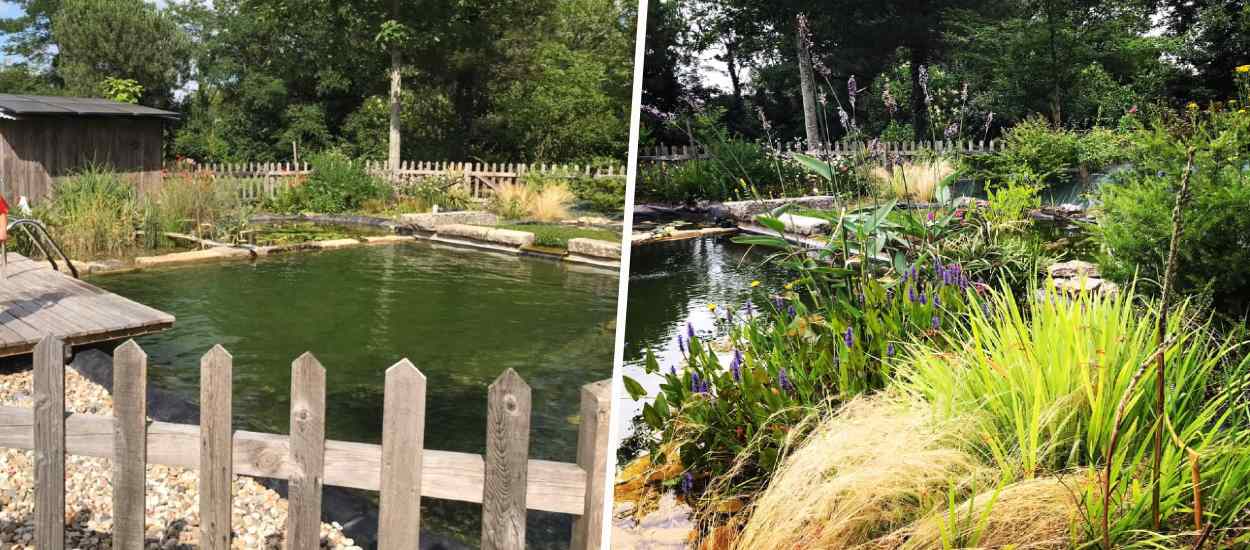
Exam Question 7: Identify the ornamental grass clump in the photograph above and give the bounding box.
[731,286,1250,549]
[870,159,956,202]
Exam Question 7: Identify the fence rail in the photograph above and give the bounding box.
[166,160,627,202]
[640,139,1004,162]
[0,335,611,550]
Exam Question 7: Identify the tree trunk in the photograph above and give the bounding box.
[388,48,402,174]
[910,45,929,142]
[725,38,743,108]
[796,23,821,150]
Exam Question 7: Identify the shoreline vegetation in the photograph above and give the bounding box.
[620,44,1250,547]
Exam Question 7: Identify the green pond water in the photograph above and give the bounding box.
[92,242,619,548]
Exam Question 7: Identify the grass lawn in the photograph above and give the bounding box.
[497,223,621,249]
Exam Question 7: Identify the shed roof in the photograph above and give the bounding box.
[0,94,179,119]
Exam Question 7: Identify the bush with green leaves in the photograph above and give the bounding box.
[970,118,1131,186]
[266,151,388,213]
[568,175,625,214]
[1097,108,1250,315]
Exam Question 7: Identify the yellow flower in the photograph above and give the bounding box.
[1186,101,1199,111]
[707,303,718,312]
[1236,65,1250,74]
[750,280,761,288]
[784,281,795,290]
[1241,109,1248,114]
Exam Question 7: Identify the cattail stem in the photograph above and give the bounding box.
[1152,147,1196,530]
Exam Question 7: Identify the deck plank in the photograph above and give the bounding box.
[0,253,174,356]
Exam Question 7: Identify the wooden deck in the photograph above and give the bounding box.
[0,253,174,357]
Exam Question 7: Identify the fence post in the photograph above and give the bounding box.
[481,369,531,550]
[571,379,612,550]
[288,352,327,549]
[33,335,67,550]
[379,359,427,549]
[112,340,148,548]
[200,345,234,550]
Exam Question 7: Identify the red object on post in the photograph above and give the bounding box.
[0,195,8,242]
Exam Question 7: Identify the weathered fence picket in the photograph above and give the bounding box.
[111,341,147,548]
[33,336,65,550]
[0,336,610,549]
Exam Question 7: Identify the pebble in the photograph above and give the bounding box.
[0,369,361,549]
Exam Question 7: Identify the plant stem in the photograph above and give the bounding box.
[1151,147,1196,529]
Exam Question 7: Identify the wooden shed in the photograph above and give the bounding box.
[0,94,178,202]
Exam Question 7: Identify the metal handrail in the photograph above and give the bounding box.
[4,218,79,279]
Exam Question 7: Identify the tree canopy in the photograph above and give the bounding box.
[643,0,1238,146]
[0,0,636,164]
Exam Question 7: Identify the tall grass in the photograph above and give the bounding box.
[489,181,573,221]
[42,167,142,259]
[734,286,1250,548]
[870,159,956,202]
[142,172,249,247]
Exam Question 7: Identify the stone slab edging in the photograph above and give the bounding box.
[631,227,739,246]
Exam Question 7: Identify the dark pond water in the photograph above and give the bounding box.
[615,237,788,445]
[92,242,619,548]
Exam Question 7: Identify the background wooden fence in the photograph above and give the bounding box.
[640,139,1004,163]
[167,160,628,202]
[0,335,611,550]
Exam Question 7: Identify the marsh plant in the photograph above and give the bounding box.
[40,167,143,259]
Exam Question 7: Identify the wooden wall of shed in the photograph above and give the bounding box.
[0,117,164,203]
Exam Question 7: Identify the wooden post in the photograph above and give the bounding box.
[378,359,427,550]
[112,340,148,548]
[571,380,611,550]
[288,352,327,549]
[200,345,233,550]
[33,335,66,550]
[481,369,531,550]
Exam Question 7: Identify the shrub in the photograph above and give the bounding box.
[636,140,809,203]
[41,167,142,259]
[1097,110,1250,314]
[266,150,387,213]
[972,117,1080,185]
[568,175,625,214]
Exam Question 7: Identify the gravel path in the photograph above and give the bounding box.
[0,368,361,549]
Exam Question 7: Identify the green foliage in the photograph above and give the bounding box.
[567,176,626,214]
[141,169,250,247]
[40,167,142,259]
[388,176,472,214]
[51,0,190,106]
[1097,108,1250,314]
[901,287,1250,546]
[101,77,143,104]
[637,146,808,204]
[970,118,1132,187]
[496,223,619,249]
[982,173,1042,231]
[266,151,388,214]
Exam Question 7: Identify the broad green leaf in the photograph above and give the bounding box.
[622,375,648,401]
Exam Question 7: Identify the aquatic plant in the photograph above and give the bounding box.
[40,166,143,259]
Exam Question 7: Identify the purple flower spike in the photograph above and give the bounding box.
[919,292,927,306]
[670,365,677,376]
[677,334,685,354]
[934,294,941,307]
[931,315,941,330]
[687,322,695,341]
[844,326,854,348]
[681,472,694,495]
[691,371,703,394]
[887,342,895,357]
[908,286,917,303]
[730,350,743,382]
[778,368,793,393]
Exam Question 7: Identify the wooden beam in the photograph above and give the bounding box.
[199,345,233,550]
[378,360,427,550]
[33,336,66,550]
[481,369,532,550]
[571,380,612,549]
[287,352,327,549]
[112,340,147,548]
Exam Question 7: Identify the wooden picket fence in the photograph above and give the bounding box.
[0,335,611,550]
[640,139,1004,163]
[166,160,627,202]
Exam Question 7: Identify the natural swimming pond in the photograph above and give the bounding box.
[92,242,619,548]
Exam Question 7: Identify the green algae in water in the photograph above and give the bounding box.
[92,242,619,548]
